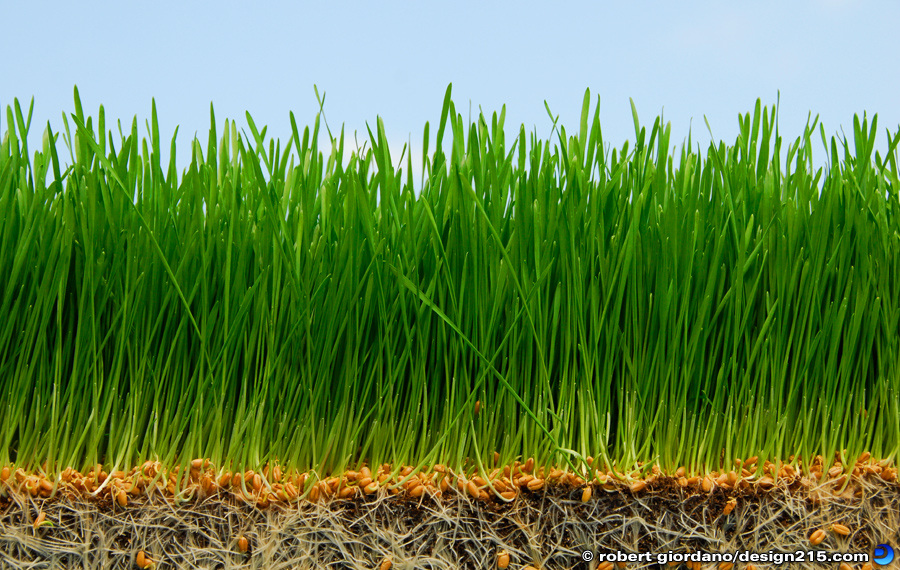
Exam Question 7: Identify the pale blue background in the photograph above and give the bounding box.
[2,0,898,188]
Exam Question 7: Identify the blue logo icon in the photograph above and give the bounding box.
[873,544,895,566]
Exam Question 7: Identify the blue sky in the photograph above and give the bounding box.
[3,0,898,188]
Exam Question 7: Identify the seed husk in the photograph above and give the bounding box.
[722,498,737,515]
[380,557,392,570]
[33,511,46,529]
[581,487,592,502]
[831,523,850,536]
[466,480,480,498]
[526,478,544,491]
[238,536,249,553]
[809,529,827,546]
[115,488,127,507]
[497,550,510,569]
[409,484,425,498]
[523,458,535,473]
[630,480,646,493]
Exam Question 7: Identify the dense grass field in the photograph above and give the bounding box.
[1,85,899,569]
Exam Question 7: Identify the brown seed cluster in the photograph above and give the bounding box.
[667,453,897,494]
[2,455,888,570]
[0,451,895,513]
[803,521,858,550]
[0,457,575,507]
